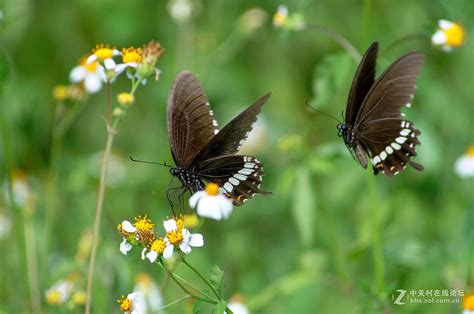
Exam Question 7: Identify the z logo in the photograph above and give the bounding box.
[392,289,407,305]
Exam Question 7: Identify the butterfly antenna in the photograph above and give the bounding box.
[305,100,341,123]
[129,156,172,168]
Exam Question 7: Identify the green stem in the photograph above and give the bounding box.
[382,33,430,53]
[160,258,217,305]
[157,295,192,310]
[85,82,116,314]
[182,257,220,299]
[306,23,361,62]
[367,169,385,299]
[23,213,42,313]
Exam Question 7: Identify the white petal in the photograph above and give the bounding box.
[163,219,177,232]
[69,66,86,82]
[112,49,121,56]
[114,63,128,76]
[146,250,158,263]
[455,156,474,178]
[119,239,133,255]
[227,302,249,314]
[431,30,447,45]
[217,196,233,219]
[86,54,97,64]
[188,233,204,247]
[189,191,205,208]
[121,220,137,233]
[84,74,102,93]
[104,58,116,70]
[141,248,147,260]
[163,245,174,259]
[196,196,224,220]
[127,292,139,301]
[179,242,192,254]
[439,19,453,30]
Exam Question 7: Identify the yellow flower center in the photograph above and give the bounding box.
[46,290,61,305]
[93,44,115,60]
[184,213,200,228]
[122,47,143,63]
[72,291,86,305]
[176,216,185,229]
[166,230,183,246]
[273,13,286,26]
[117,92,135,106]
[151,238,167,253]
[444,23,465,47]
[134,215,154,233]
[205,183,220,196]
[466,146,474,158]
[117,295,133,313]
[53,85,69,101]
[464,294,474,310]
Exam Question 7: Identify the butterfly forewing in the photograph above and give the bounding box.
[345,42,378,125]
[190,92,271,167]
[193,155,268,205]
[167,71,218,168]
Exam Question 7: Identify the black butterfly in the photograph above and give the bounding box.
[167,71,271,205]
[337,42,424,176]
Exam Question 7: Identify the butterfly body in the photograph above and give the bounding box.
[169,167,205,192]
[167,71,271,205]
[340,42,424,177]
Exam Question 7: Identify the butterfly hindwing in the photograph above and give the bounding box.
[193,155,269,205]
[167,71,218,168]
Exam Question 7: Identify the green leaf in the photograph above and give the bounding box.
[212,300,228,314]
[209,265,224,297]
[310,53,354,109]
[192,300,206,314]
[291,167,316,247]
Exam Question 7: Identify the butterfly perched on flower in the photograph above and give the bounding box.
[167,71,271,205]
[337,42,424,176]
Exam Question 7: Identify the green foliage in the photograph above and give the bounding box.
[0,0,473,313]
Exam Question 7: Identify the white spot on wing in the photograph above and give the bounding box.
[396,137,407,144]
[229,177,239,185]
[234,174,247,181]
[386,146,394,154]
[391,143,401,150]
[244,163,255,168]
[224,182,233,192]
[239,168,253,175]
[380,151,387,160]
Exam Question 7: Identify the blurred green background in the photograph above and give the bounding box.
[0,0,473,313]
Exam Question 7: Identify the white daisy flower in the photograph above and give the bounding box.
[45,275,77,305]
[132,273,164,313]
[431,19,465,52]
[144,238,167,263]
[118,292,141,314]
[162,217,204,259]
[69,56,105,94]
[86,44,120,66]
[189,183,233,220]
[455,146,474,178]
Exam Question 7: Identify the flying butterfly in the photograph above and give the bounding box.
[167,71,271,205]
[337,42,424,176]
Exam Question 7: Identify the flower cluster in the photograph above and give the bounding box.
[118,215,203,263]
[272,5,305,31]
[45,273,85,309]
[60,41,163,102]
[431,19,466,52]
